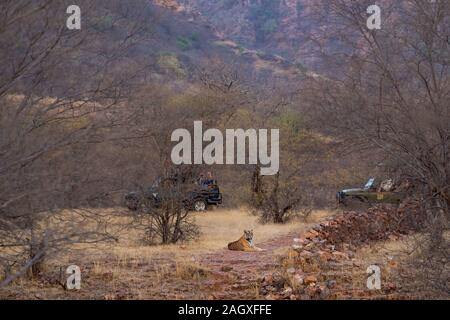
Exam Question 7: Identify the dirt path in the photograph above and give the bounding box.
[2,207,428,300]
[178,232,301,300]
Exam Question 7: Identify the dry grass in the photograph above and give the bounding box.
[0,208,335,299]
[105,208,334,258]
[175,261,209,280]
[192,208,324,251]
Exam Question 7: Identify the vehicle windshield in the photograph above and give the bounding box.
[364,178,375,189]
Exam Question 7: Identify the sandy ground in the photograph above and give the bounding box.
[1,208,436,300]
[0,208,334,299]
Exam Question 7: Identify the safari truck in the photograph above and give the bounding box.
[125,176,222,212]
[336,177,403,206]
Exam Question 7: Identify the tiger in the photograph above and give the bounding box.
[227,230,264,252]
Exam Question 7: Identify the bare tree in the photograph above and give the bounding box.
[0,0,155,287]
[132,166,200,245]
[302,0,449,294]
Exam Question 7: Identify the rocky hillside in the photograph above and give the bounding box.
[154,0,317,68]
[140,0,314,83]
[63,1,310,86]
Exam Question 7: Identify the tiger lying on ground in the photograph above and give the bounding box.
[227,230,264,252]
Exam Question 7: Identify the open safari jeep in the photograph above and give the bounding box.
[125,177,222,212]
[336,177,403,206]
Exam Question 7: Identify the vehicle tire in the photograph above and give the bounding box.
[193,199,207,212]
[125,195,140,211]
[126,201,139,211]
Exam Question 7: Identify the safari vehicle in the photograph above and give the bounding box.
[336,177,403,206]
[125,177,222,212]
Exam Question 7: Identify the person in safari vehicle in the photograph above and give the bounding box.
[336,177,403,206]
[126,171,222,212]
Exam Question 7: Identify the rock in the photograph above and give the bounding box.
[262,274,273,285]
[388,234,399,241]
[265,285,276,292]
[282,287,293,295]
[266,201,424,299]
[220,266,233,272]
[332,251,349,260]
[286,267,296,274]
[318,250,332,262]
[326,279,337,289]
[271,273,286,288]
[304,275,318,285]
[292,274,304,286]
[319,285,330,299]
[386,282,397,291]
[305,285,320,298]
[305,231,319,240]
[300,250,313,258]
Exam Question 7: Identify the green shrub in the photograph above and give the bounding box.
[157,53,186,77]
[262,19,277,34]
[176,36,192,51]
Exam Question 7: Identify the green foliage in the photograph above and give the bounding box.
[248,0,281,43]
[176,33,200,51]
[95,14,114,31]
[157,52,186,77]
[190,32,199,42]
[295,62,308,74]
[261,19,277,34]
[272,111,304,136]
[256,50,269,59]
[176,36,192,51]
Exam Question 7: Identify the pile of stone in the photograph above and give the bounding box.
[261,201,424,300]
[304,201,425,248]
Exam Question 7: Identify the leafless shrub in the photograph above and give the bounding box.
[132,166,200,245]
[250,166,312,224]
[0,0,154,287]
[304,0,449,294]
